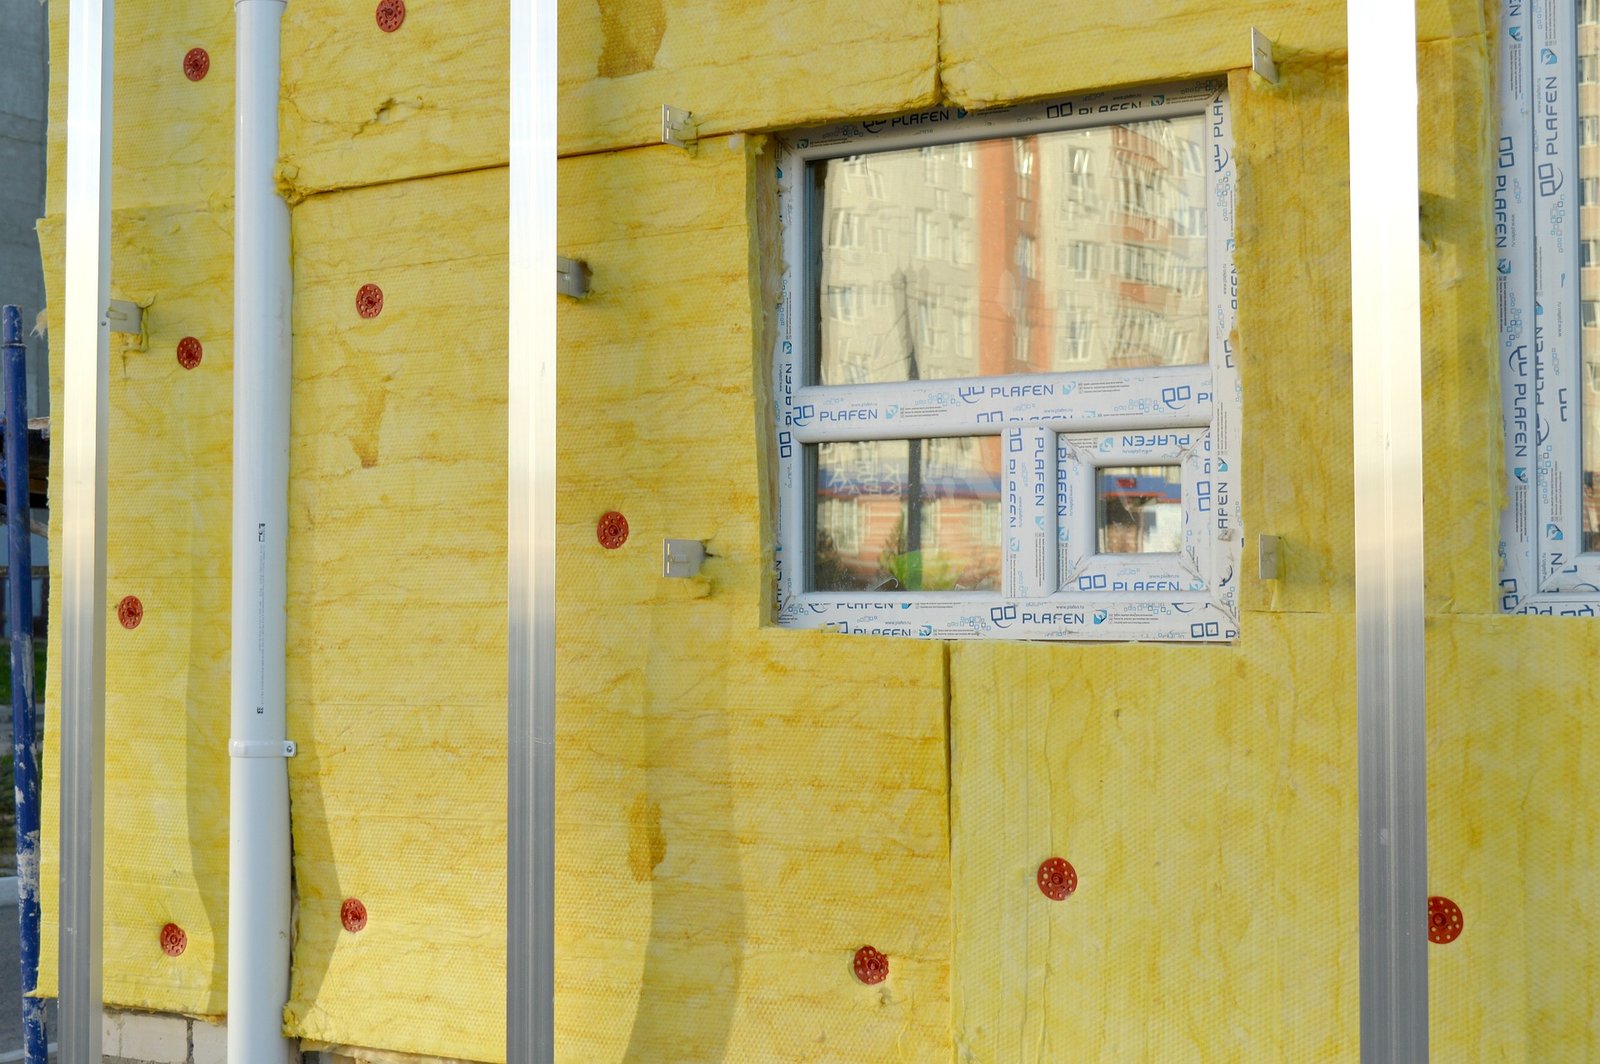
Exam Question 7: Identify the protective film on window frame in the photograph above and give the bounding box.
[772,81,1242,641]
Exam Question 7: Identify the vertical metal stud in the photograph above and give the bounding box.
[1349,0,1429,1058]
[61,0,114,1058]
[509,0,557,1059]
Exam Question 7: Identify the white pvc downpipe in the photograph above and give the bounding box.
[230,1,295,1061]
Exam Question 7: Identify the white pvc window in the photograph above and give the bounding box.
[1497,0,1600,613]
[772,82,1243,641]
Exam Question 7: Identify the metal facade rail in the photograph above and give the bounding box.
[59,0,113,1057]
[509,0,557,1058]
[1348,1,1431,1058]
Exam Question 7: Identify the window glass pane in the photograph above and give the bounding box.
[1585,10,1600,549]
[813,117,1210,384]
[814,437,1002,591]
[1096,466,1183,553]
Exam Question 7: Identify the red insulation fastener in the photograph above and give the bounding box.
[183,48,210,82]
[376,0,406,32]
[116,596,143,630]
[176,336,203,370]
[356,283,385,319]
[160,923,187,957]
[853,945,888,985]
[1037,857,1077,901]
[596,511,629,549]
[341,897,368,933]
[1428,895,1464,944]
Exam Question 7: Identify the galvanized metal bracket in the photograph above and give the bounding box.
[1258,534,1282,580]
[557,256,591,299]
[228,739,298,758]
[663,539,706,578]
[662,105,698,151]
[104,299,143,335]
[1251,28,1279,84]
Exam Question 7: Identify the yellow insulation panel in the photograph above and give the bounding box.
[554,138,951,1062]
[938,0,1484,111]
[949,58,1366,1059]
[283,167,509,1061]
[1230,59,1354,617]
[1417,34,1501,616]
[557,0,938,156]
[950,614,1359,1061]
[37,202,237,1016]
[1427,617,1600,1061]
[45,0,236,216]
[1414,33,1600,1062]
[278,1,508,200]
[37,0,1600,1058]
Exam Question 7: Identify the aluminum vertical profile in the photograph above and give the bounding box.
[509,0,557,1059]
[60,0,114,1058]
[1348,1,1430,1059]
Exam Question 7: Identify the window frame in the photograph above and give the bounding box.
[1497,0,1600,614]
[771,81,1242,641]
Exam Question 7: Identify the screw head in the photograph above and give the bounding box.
[597,511,629,549]
[117,596,144,630]
[1428,895,1464,944]
[356,283,385,319]
[852,945,888,985]
[176,336,203,369]
[1037,857,1078,901]
[341,897,368,932]
[376,0,406,32]
[183,48,210,82]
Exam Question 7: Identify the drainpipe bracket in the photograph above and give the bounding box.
[229,739,297,758]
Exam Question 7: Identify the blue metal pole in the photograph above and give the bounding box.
[2,305,44,1064]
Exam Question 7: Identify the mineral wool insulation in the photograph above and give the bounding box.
[32,0,1600,1062]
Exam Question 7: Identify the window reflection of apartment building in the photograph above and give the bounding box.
[1034,119,1209,373]
[812,116,1207,588]
[1582,0,1600,549]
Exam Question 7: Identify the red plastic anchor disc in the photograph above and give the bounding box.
[356,283,385,319]
[1037,857,1078,901]
[176,336,203,370]
[117,596,144,630]
[160,923,187,957]
[341,897,368,933]
[1428,895,1464,944]
[596,511,629,549]
[183,48,210,82]
[376,0,406,32]
[853,945,888,985]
